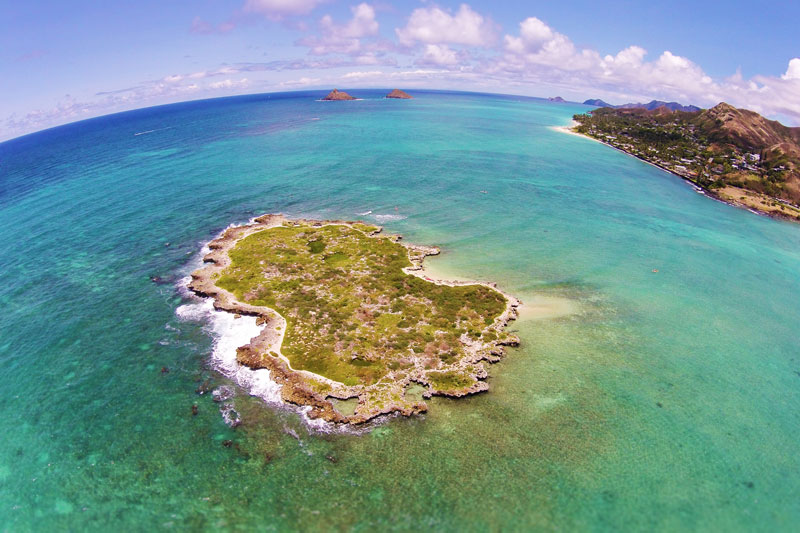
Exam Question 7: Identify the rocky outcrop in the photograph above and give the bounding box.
[321,89,356,101]
[386,89,413,99]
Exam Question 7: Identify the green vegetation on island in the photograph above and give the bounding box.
[189,215,520,424]
[573,103,800,221]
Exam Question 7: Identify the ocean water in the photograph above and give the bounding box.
[1,89,799,531]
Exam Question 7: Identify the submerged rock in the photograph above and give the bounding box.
[212,386,234,403]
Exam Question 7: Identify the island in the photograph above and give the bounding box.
[571,103,800,221]
[583,98,613,108]
[386,89,413,99]
[189,214,520,424]
[321,89,356,101]
[583,99,701,112]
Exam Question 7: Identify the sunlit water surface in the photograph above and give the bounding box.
[1,90,799,531]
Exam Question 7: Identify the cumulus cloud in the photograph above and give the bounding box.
[782,58,800,80]
[325,3,378,39]
[489,16,800,124]
[242,0,325,19]
[296,3,396,66]
[6,5,800,141]
[298,3,379,55]
[417,44,462,66]
[396,4,496,46]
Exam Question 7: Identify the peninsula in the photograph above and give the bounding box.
[572,103,800,221]
[189,214,520,424]
[321,89,356,101]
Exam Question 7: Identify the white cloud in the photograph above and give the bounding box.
[6,11,800,142]
[242,0,325,18]
[486,17,800,123]
[278,76,321,87]
[297,3,395,66]
[782,58,800,80]
[501,17,599,71]
[418,44,461,66]
[325,3,378,39]
[298,3,378,55]
[209,78,249,90]
[603,46,647,69]
[341,69,444,81]
[504,17,554,53]
[342,70,384,80]
[396,4,496,46]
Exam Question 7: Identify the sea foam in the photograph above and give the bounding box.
[373,213,407,222]
[176,286,282,406]
[175,272,338,432]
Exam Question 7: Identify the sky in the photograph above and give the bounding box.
[2,0,800,141]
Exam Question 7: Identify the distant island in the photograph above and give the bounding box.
[386,89,413,99]
[583,99,701,113]
[548,96,566,103]
[583,98,613,107]
[571,103,800,221]
[322,89,356,101]
[189,214,520,424]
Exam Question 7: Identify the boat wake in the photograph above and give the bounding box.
[134,127,171,136]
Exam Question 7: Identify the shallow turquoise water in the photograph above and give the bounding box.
[1,90,799,531]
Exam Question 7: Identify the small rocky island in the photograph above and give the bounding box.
[386,89,413,99]
[189,214,520,424]
[321,89,356,101]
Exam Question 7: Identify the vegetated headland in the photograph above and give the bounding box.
[572,103,800,221]
[189,214,520,424]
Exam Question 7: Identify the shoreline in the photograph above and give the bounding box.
[188,214,521,425]
[553,122,800,223]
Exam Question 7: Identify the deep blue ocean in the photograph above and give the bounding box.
[1,89,799,531]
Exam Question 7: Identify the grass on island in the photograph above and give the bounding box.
[215,222,508,389]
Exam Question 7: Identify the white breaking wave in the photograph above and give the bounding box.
[172,219,393,434]
[175,275,336,432]
[373,213,407,222]
[176,292,283,405]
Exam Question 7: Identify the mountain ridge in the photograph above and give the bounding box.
[583,99,701,113]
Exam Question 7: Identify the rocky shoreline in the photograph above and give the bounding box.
[189,214,521,424]
[560,124,800,223]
